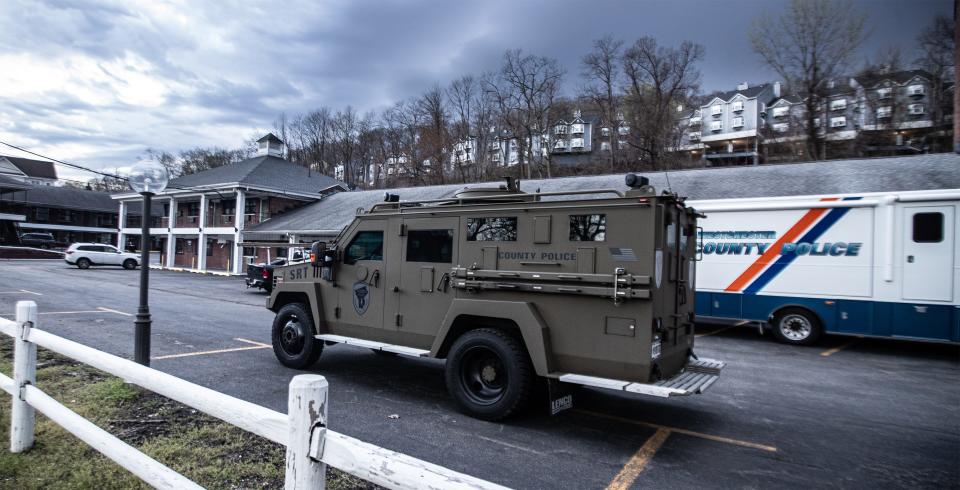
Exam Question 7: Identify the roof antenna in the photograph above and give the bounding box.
[661,164,673,194]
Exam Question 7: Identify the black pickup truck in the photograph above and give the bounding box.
[246,248,308,292]
[246,258,289,293]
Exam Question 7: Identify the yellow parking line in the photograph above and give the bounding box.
[235,338,270,347]
[696,325,735,338]
[152,338,272,360]
[152,345,271,360]
[576,410,777,453]
[820,338,861,357]
[0,289,42,295]
[40,310,107,315]
[97,307,132,317]
[606,428,671,490]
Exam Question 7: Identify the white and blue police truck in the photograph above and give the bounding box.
[692,189,959,345]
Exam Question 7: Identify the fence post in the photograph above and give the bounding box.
[11,300,37,453]
[285,375,327,490]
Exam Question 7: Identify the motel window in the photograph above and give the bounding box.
[569,214,606,241]
[406,229,454,263]
[467,217,517,241]
[912,213,943,243]
[344,231,384,264]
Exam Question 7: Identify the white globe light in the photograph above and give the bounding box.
[128,159,169,194]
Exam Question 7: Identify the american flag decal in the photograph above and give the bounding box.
[609,247,638,262]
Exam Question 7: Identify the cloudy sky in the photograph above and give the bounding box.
[0,0,951,182]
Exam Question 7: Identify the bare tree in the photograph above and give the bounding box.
[622,37,704,168]
[178,147,245,175]
[448,75,478,182]
[488,49,564,179]
[916,15,955,129]
[332,106,359,185]
[581,35,624,170]
[418,83,450,184]
[750,0,867,159]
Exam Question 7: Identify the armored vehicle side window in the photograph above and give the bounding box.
[407,229,453,263]
[569,214,606,241]
[467,217,517,241]
[912,212,943,243]
[344,231,383,264]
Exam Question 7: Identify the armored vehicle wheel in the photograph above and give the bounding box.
[272,303,323,369]
[76,258,91,269]
[122,259,137,270]
[445,328,533,421]
[771,307,822,346]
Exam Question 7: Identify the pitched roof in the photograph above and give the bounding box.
[0,174,30,191]
[770,95,803,106]
[704,84,772,105]
[855,69,933,88]
[0,185,116,212]
[1,156,58,180]
[167,155,348,195]
[257,133,283,144]
[248,153,960,235]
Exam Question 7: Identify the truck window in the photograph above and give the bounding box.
[569,214,606,241]
[467,217,517,241]
[344,231,383,264]
[913,212,943,243]
[407,229,453,263]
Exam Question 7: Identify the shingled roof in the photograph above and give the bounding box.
[0,174,30,191]
[0,185,117,212]
[248,153,960,236]
[167,155,348,195]
[0,156,58,180]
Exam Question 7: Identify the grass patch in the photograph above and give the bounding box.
[0,337,376,489]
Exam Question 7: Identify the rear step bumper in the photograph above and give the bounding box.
[555,358,724,398]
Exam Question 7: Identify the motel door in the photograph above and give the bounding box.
[902,205,954,302]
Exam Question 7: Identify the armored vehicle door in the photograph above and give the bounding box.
[391,217,459,348]
[660,203,696,350]
[337,220,388,340]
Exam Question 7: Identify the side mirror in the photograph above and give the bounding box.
[322,249,337,267]
[310,241,325,266]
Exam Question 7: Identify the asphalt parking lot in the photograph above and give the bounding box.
[1,259,957,489]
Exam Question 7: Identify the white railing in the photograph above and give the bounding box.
[0,301,506,490]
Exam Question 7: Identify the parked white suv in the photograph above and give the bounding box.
[65,243,141,270]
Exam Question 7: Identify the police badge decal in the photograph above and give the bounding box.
[352,281,370,315]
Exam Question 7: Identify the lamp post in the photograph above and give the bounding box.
[128,159,169,366]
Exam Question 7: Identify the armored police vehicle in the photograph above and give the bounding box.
[266,175,723,420]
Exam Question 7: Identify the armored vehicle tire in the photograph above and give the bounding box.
[76,258,91,269]
[272,303,323,369]
[122,259,137,270]
[771,307,823,346]
[445,328,534,421]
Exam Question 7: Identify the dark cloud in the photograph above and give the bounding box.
[0,0,951,177]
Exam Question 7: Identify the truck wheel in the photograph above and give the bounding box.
[77,258,91,269]
[123,259,138,270]
[272,303,322,369]
[445,328,533,421]
[771,307,822,346]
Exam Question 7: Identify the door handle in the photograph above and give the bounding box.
[392,286,399,292]
[906,255,914,263]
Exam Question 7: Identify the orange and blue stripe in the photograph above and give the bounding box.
[725,197,861,294]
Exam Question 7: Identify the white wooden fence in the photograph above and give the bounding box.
[0,300,506,490]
